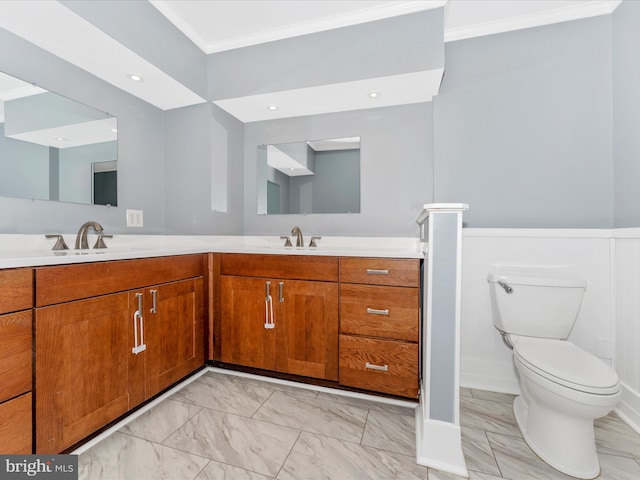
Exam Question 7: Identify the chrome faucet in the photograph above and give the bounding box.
[291,226,303,247]
[75,221,104,249]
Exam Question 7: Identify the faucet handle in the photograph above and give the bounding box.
[45,234,69,251]
[309,236,322,248]
[280,235,293,247]
[93,234,113,249]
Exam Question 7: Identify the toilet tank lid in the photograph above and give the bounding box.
[488,272,586,288]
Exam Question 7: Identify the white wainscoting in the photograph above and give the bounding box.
[613,229,640,432]
[459,228,640,432]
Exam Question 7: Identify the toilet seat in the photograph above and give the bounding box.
[513,337,620,395]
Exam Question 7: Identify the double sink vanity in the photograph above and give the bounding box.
[0,227,424,455]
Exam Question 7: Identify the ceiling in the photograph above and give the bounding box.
[0,0,622,122]
[150,0,620,52]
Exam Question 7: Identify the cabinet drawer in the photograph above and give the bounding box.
[340,258,419,287]
[0,392,32,454]
[339,335,418,398]
[340,284,419,342]
[0,310,32,403]
[221,254,338,282]
[0,268,32,314]
[35,254,205,306]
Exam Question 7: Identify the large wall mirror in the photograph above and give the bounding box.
[257,137,360,215]
[0,71,118,206]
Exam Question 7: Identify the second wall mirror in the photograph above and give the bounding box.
[257,136,360,215]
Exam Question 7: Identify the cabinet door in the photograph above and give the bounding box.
[276,280,339,381]
[35,293,132,453]
[220,276,276,371]
[144,278,204,398]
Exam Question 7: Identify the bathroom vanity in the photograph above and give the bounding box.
[34,254,206,453]
[216,253,421,399]
[0,235,423,454]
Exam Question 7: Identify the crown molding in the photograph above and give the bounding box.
[148,0,211,53]
[151,0,446,54]
[444,0,622,43]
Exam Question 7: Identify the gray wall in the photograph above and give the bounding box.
[433,16,614,228]
[208,9,444,100]
[0,27,166,234]
[613,1,640,228]
[61,0,208,99]
[244,103,433,237]
[163,103,245,234]
[2,6,638,236]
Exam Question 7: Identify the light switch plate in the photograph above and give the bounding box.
[126,209,143,227]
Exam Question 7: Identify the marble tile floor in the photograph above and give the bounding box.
[77,371,640,480]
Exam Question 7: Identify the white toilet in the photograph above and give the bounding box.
[487,267,621,479]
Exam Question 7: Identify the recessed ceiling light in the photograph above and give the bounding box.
[267,104,279,111]
[54,136,67,141]
[368,91,380,99]
[127,73,144,82]
[111,128,118,133]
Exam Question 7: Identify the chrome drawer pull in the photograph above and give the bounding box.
[150,289,158,313]
[365,362,388,372]
[366,269,389,275]
[366,308,389,316]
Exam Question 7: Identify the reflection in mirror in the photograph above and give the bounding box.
[0,71,117,206]
[257,137,360,215]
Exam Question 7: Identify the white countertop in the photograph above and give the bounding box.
[0,234,426,269]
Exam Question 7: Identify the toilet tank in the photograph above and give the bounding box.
[487,267,587,340]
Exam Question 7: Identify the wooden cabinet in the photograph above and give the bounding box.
[35,255,205,453]
[220,254,339,381]
[0,268,33,454]
[339,257,421,398]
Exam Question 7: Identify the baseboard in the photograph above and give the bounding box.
[415,404,469,477]
[614,382,640,434]
[460,357,521,395]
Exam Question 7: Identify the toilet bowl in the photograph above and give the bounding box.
[511,336,621,479]
[487,267,621,479]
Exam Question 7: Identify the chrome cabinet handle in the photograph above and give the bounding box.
[136,292,143,313]
[365,362,388,372]
[150,289,158,313]
[366,307,389,316]
[366,269,389,275]
[264,281,275,329]
[132,293,147,354]
[278,282,284,303]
